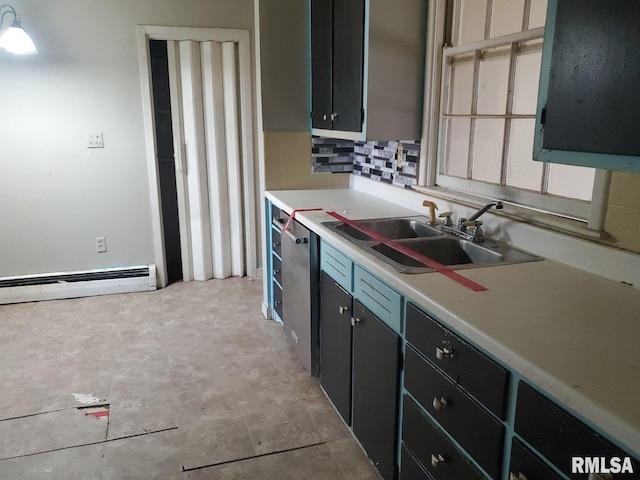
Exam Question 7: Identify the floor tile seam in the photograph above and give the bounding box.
[0,405,79,423]
[180,440,328,473]
[0,426,180,462]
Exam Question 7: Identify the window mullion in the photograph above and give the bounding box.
[501,42,519,187]
[485,0,493,40]
[522,0,531,30]
[468,49,481,180]
[541,161,550,194]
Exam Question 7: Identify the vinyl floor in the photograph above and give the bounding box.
[0,277,381,479]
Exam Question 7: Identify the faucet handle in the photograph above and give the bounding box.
[439,211,453,227]
[462,220,484,242]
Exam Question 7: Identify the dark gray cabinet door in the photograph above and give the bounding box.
[515,381,640,479]
[319,271,353,424]
[543,0,640,157]
[310,0,365,132]
[352,300,401,480]
[310,0,332,130]
[402,395,487,480]
[534,0,640,171]
[331,0,364,132]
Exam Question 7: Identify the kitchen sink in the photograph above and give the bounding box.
[331,216,443,241]
[322,216,542,274]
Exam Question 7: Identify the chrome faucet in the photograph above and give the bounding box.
[465,201,504,223]
[443,201,503,242]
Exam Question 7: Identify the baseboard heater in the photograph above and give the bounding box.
[0,265,157,305]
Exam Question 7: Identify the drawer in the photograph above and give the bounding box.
[272,281,283,320]
[402,395,487,480]
[406,302,508,419]
[320,240,353,292]
[509,438,563,480]
[515,381,640,479]
[404,346,504,479]
[400,444,431,480]
[354,265,402,334]
[272,225,282,257]
[272,254,282,285]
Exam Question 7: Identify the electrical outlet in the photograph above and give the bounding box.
[96,237,107,253]
[87,132,104,148]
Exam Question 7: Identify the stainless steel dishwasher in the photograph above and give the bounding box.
[281,218,318,374]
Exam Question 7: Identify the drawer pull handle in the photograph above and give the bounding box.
[339,305,349,314]
[431,454,446,468]
[509,474,529,480]
[351,317,361,327]
[436,346,454,360]
[432,397,448,411]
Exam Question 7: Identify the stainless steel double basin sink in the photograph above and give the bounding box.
[322,216,541,274]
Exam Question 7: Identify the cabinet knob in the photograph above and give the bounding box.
[431,454,446,468]
[339,305,349,314]
[273,242,280,248]
[435,346,454,360]
[273,269,280,275]
[432,396,448,411]
[350,317,361,327]
[330,112,339,121]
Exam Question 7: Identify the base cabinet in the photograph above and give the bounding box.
[319,270,401,480]
[301,223,640,480]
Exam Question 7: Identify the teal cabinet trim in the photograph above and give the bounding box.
[320,239,354,293]
[265,198,274,319]
[353,265,402,334]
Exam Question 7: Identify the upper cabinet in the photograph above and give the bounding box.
[311,0,427,141]
[534,0,640,172]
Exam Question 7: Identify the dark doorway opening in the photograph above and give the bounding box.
[149,40,183,284]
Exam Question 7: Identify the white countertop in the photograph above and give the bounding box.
[266,188,640,456]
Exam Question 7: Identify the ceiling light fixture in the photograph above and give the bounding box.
[0,4,37,54]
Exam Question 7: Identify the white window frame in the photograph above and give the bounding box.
[418,0,610,232]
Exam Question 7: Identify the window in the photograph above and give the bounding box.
[423,0,600,223]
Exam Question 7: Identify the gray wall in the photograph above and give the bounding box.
[259,0,310,131]
[0,0,254,277]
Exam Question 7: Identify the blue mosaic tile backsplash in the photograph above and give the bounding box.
[312,136,419,188]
